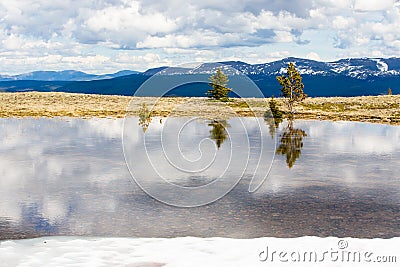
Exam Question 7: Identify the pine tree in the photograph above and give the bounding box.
[207,67,231,101]
[276,63,306,118]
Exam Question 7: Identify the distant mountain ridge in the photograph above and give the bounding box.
[0,57,399,97]
[216,57,400,79]
[0,70,139,81]
[142,57,400,79]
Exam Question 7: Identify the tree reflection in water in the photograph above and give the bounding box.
[264,97,283,139]
[265,108,307,168]
[208,120,230,149]
[275,119,307,168]
[264,112,283,138]
[138,103,152,132]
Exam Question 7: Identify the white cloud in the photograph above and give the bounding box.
[137,31,244,49]
[354,0,394,11]
[1,34,24,50]
[1,33,64,52]
[306,52,321,61]
[332,16,355,30]
[83,1,178,38]
[273,31,293,42]
[0,0,400,73]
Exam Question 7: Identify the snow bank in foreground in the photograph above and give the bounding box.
[1,236,399,267]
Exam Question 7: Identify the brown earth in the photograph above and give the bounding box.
[0,92,399,125]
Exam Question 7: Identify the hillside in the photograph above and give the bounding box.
[0,57,399,97]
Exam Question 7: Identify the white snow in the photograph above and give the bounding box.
[278,67,286,74]
[298,68,313,75]
[373,59,389,72]
[387,70,400,75]
[330,66,346,73]
[328,62,351,74]
[0,236,399,267]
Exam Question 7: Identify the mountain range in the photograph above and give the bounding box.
[0,70,139,81]
[0,57,399,97]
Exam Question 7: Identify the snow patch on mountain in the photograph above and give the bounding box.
[373,59,389,72]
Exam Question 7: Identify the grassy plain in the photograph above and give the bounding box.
[0,92,399,124]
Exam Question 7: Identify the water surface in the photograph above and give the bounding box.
[0,117,399,239]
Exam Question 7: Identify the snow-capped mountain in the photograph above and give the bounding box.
[137,57,400,97]
[324,58,400,79]
[212,57,400,79]
[217,58,329,76]
[144,57,400,79]
[144,63,243,76]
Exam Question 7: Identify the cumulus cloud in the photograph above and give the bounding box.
[332,16,356,30]
[79,1,179,48]
[306,52,321,61]
[0,0,400,73]
[354,0,395,11]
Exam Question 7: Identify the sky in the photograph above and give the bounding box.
[0,0,400,74]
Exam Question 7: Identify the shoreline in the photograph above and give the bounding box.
[0,92,399,125]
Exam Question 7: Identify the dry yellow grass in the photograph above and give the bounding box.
[0,92,399,124]
[297,95,400,124]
